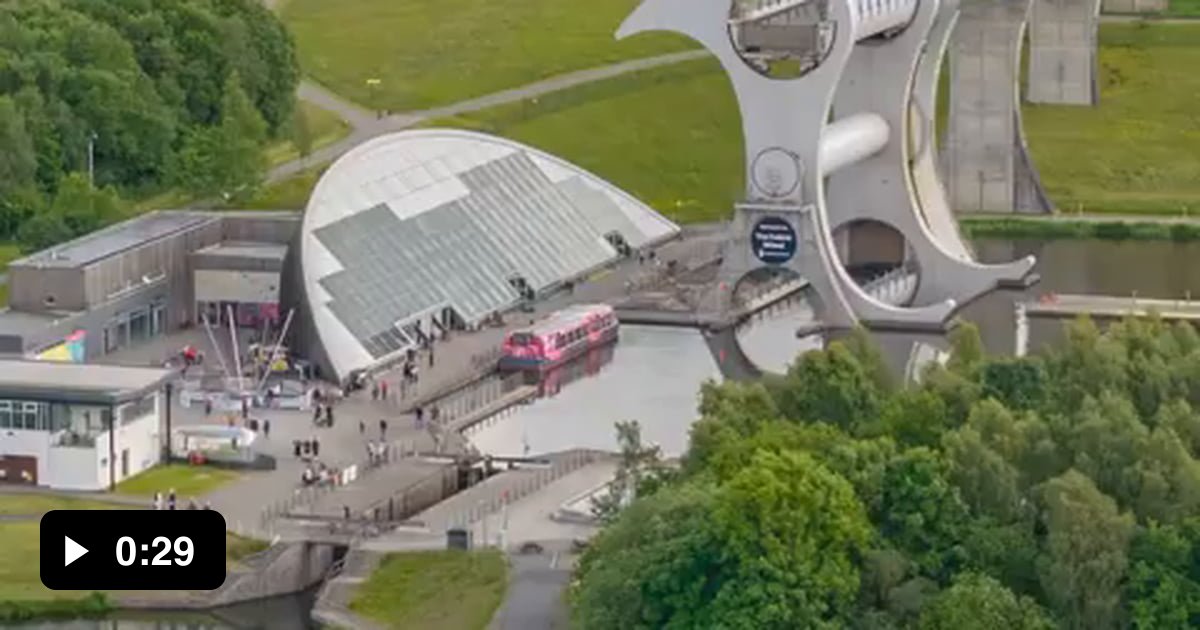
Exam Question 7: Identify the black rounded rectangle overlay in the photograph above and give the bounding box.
[40,509,227,591]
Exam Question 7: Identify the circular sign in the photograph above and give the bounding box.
[750,216,798,265]
[751,148,801,199]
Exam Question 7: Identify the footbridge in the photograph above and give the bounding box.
[619,0,1038,342]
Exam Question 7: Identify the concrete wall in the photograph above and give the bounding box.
[96,399,163,490]
[1028,0,1100,105]
[219,213,300,244]
[209,542,337,608]
[195,270,281,304]
[8,266,85,313]
[83,219,224,330]
[1102,0,1166,11]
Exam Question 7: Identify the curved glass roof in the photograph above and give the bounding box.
[301,129,680,380]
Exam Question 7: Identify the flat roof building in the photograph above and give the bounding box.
[0,360,175,490]
[0,210,300,362]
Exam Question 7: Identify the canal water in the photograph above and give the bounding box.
[467,238,1200,458]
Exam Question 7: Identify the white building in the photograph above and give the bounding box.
[0,360,175,490]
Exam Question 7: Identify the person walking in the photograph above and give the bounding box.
[379,419,388,440]
[167,489,177,511]
[415,406,425,429]
[428,346,435,368]
[325,404,334,428]
[312,437,320,458]
[380,380,389,400]
[359,420,366,435]
[371,381,379,401]
[263,419,271,439]
[313,403,322,425]
[293,439,302,458]
[153,491,163,511]
[204,398,213,416]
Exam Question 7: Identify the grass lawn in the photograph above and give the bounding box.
[0,493,128,515]
[226,532,269,568]
[350,550,507,630]
[243,166,327,210]
[1165,0,1200,16]
[1022,23,1200,215]
[265,102,352,168]
[425,58,744,224]
[0,494,134,602]
[282,0,693,111]
[114,464,238,499]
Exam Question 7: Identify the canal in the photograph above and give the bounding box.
[467,238,1200,458]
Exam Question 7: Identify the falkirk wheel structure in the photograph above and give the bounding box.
[618,0,1040,364]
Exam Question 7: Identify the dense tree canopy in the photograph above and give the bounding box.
[0,0,297,248]
[573,317,1200,628]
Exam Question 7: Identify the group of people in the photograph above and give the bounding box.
[293,436,322,458]
[152,488,210,511]
[301,462,337,487]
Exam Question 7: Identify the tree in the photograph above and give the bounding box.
[48,172,124,236]
[946,321,985,376]
[842,325,895,393]
[591,420,665,523]
[17,212,72,252]
[877,448,970,582]
[576,450,872,630]
[775,343,880,434]
[919,573,1054,630]
[1127,520,1200,629]
[292,104,313,161]
[1036,470,1135,630]
[943,426,1022,522]
[685,380,779,475]
[704,450,871,629]
[171,72,267,200]
[573,482,722,630]
[0,96,36,194]
[980,357,1048,412]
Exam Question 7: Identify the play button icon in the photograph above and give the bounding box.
[63,536,88,567]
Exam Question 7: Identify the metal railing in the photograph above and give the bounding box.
[440,449,604,546]
[257,438,421,534]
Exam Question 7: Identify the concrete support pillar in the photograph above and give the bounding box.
[1027,0,1101,105]
[943,0,1053,214]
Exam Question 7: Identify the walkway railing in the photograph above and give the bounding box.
[256,438,422,535]
[439,450,605,547]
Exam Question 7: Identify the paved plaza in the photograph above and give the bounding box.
[92,229,721,538]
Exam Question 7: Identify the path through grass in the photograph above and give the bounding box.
[283,0,693,111]
[426,58,743,224]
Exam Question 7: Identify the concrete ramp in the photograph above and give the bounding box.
[1028,0,1101,105]
[944,0,1054,214]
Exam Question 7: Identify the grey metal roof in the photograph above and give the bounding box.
[0,309,71,339]
[0,360,175,404]
[13,211,215,269]
[193,241,289,262]
[301,129,681,381]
